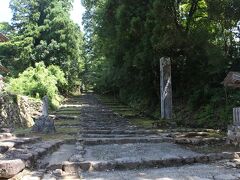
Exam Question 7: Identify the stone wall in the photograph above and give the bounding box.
[0,93,42,128]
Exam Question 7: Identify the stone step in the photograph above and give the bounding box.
[41,172,81,180]
[175,137,226,145]
[0,133,15,140]
[78,137,172,145]
[1,140,63,168]
[80,134,161,138]
[38,144,76,170]
[0,137,41,154]
[81,163,240,180]
[12,169,45,180]
[63,152,236,172]
[79,129,161,135]
[56,123,82,127]
[53,115,78,120]
[58,107,82,110]
[54,112,81,115]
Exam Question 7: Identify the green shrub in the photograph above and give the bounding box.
[6,62,67,108]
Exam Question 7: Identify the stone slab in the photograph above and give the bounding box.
[39,144,75,170]
[83,143,200,161]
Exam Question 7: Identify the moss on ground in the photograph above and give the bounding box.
[130,118,155,128]
[207,131,226,138]
[97,94,155,128]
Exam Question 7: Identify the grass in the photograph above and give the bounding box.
[14,126,79,141]
[207,131,226,138]
[55,119,80,126]
[130,117,155,128]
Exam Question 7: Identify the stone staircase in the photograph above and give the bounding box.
[3,93,240,180]
[54,94,240,179]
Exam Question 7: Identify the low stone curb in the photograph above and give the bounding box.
[81,134,151,138]
[79,129,162,135]
[0,137,42,153]
[0,133,15,140]
[54,115,78,120]
[56,123,82,127]
[62,152,237,172]
[78,137,172,145]
[1,140,64,168]
[175,137,226,145]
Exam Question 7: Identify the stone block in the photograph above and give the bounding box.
[47,164,62,171]
[79,162,91,171]
[53,169,63,176]
[0,159,25,179]
[182,156,195,164]
[92,161,115,171]
[0,146,9,153]
[62,161,80,173]
[221,152,236,159]
[207,153,219,161]
[194,155,209,163]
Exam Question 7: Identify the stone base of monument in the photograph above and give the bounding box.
[32,115,56,134]
[227,125,240,146]
[31,96,56,134]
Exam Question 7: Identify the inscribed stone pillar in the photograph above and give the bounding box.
[160,57,172,119]
[42,95,49,116]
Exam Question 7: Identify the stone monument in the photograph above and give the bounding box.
[32,96,56,134]
[223,72,240,145]
[160,57,172,119]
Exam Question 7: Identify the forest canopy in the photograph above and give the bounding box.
[0,0,84,92]
[1,0,240,128]
[81,0,240,128]
[0,0,85,107]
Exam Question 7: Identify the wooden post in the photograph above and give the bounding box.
[160,57,172,119]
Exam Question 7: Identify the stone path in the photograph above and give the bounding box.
[2,93,240,179]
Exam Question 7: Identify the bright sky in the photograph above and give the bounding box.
[0,0,85,30]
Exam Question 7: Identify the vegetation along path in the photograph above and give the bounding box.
[2,93,240,179]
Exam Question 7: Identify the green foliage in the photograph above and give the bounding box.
[82,0,240,129]
[0,22,12,35]
[6,62,66,108]
[3,0,84,92]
